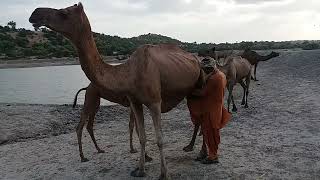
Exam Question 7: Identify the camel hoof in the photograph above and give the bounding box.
[244,105,249,108]
[98,149,105,153]
[145,154,153,162]
[130,149,138,153]
[81,158,89,162]
[254,79,259,81]
[130,167,146,177]
[241,101,245,105]
[195,151,207,161]
[159,173,170,180]
[183,145,194,152]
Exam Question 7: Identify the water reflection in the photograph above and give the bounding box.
[0,65,114,105]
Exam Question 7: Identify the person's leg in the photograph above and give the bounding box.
[201,128,220,164]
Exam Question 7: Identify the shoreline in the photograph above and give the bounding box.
[0,49,307,69]
[0,57,126,69]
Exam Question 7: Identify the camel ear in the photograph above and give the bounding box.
[78,2,83,11]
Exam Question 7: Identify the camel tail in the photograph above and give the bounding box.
[73,87,87,108]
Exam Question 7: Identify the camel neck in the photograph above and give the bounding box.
[75,32,104,80]
[74,31,129,91]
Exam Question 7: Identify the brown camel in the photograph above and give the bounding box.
[217,56,252,112]
[29,3,204,179]
[72,86,152,162]
[241,49,279,81]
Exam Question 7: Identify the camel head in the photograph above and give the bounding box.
[270,51,280,58]
[200,57,217,74]
[29,3,90,41]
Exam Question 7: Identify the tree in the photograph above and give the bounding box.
[7,21,16,30]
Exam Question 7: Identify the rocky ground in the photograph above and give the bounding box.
[0,49,320,179]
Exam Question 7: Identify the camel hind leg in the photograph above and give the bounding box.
[244,75,251,108]
[129,101,147,177]
[76,111,89,162]
[86,96,105,153]
[239,80,247,105]
[227,82,236,112]
[76,85,101,162]
[231,94,237,112]
[253,63,258,81]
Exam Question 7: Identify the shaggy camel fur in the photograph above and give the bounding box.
[29,3,204,179]
[72,86,152,162]
[241,49,279,81]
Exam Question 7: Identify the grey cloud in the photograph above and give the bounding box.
[0,0,319,43]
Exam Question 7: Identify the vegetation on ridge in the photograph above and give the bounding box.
[0,21,319,59]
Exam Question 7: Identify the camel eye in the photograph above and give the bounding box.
[58,10,68,19]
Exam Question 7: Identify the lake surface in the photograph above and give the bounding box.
[0,65,114,105]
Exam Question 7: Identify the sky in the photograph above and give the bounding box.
[0,0,319,43]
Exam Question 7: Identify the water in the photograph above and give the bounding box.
[0,65,115,105]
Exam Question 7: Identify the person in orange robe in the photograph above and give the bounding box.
[187,58,231,164]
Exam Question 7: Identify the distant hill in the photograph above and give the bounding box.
[0,21,319,59]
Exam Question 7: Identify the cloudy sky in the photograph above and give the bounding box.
[0,0,319,43]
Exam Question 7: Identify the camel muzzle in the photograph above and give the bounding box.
[29,8,55,27]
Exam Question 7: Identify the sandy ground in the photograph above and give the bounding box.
[1,49,320,179]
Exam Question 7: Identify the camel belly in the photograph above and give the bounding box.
[148,46,201,111]
[98,89,130,107]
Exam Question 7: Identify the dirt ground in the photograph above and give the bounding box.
[1,49,320,179]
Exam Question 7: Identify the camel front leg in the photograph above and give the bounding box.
[129,108,153,162]
[183,123,200,152]
[149,102,169,180]
[129,109,138,153]
[129,101,147,177]
[76,111,89,162]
